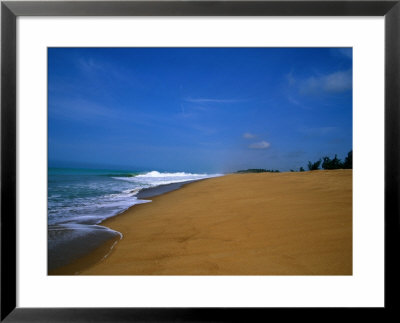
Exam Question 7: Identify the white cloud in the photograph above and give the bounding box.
[249,141,271,149]
[287,96,311,110]
[243,132,256,139]
[323,70,352,92]
[291,69,352,94]
[79,58,103,73]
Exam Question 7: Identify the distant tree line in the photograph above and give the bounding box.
[236,150,352,174]
[305,150,352,171]
[236,168,280,173]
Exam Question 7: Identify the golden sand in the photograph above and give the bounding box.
[71,170,352,275]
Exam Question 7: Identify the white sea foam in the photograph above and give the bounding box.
[48,168,223,271]
[49,170,222,226]
[136,171,206,177]
[113,171,222,186]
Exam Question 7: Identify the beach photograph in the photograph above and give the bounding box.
[48,47,352,275]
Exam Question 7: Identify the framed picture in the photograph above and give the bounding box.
[1,0,399,321]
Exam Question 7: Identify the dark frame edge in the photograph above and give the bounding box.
[1,2,17,322]
[384,0,400,313]
[2,1,399,16]
[1,0,399,322]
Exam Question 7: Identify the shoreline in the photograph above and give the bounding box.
[136,179,202,199]
[49,178,210,274]
[51,170,352,275]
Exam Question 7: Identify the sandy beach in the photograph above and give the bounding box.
[56,170,352,275]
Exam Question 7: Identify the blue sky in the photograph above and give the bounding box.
[48,48,352,173]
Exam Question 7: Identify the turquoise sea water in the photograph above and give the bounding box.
[48,168,222,272]
[49,168,144,226]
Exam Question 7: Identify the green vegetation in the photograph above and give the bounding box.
[322,154,342,170]
[236,150,352,174]
[289,150,352,172]
[236,169,280,173]
[307,159,322,171]
[321,150,352,170]
[342,150,352,169]
[306,150,352,171]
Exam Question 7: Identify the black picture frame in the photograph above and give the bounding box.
[1,0,399,321]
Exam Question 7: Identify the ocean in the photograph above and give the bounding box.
[48,168,222,273]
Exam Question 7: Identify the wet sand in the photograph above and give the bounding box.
[66,170,352,275]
